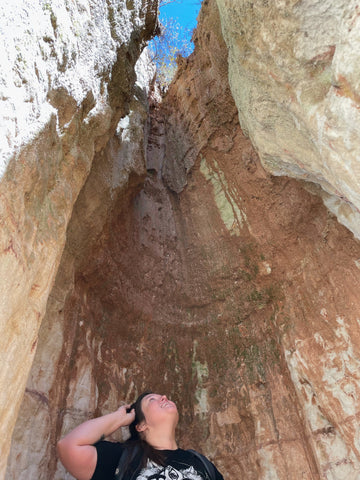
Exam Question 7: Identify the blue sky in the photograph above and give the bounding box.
[157,0,202,57]
[147,0,202,83]
[159,0,202,33]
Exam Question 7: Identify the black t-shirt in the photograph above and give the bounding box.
[91,441,224,480]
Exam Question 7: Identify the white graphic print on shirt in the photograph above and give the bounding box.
[137,462,204,480]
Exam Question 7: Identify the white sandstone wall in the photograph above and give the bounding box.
[215,0,360,239]
[5,51,155,479]
[0,0,157,476]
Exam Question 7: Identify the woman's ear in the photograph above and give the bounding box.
[136,422,147,433]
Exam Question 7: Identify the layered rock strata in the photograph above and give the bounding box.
[215,0,360,239]
[0,0,158,476]
[156,2,360,477]
[4,0,360,479]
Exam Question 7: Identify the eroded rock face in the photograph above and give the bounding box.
[5,49,155,479]
[155,3,360,476]
[4,0,360,479]
[0,0,158,476]
[215,0,360,239]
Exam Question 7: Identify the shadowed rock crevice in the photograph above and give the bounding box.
[4,0,360,479]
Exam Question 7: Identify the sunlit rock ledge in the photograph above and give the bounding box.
[216,0,360,239]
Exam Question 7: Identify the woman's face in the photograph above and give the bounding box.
[139,393,179,429]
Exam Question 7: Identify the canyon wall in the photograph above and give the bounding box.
[0,0,158,476]
[215,0,360,240]
[157,2,360,477]
[4,0,360,480]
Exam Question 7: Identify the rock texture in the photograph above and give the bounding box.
[0,0,158,476]
[215,0,360,240]
[5,49,155,480]
[157,3,360,477]
[4,0,360,480]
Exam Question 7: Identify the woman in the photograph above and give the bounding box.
[57,391,224,480]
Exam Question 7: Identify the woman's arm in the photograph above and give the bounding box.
[57,405,135,480]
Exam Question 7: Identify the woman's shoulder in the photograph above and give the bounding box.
[91,441,124,480]
[94,440,124,455]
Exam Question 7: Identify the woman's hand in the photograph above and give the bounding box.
[116,404,135,427]
[57,405,135,480]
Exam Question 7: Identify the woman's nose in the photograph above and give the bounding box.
[161,395,168,401]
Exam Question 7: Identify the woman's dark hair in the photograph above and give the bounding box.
[123,391,166,472]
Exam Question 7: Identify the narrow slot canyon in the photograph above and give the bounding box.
[2,1,360,479]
